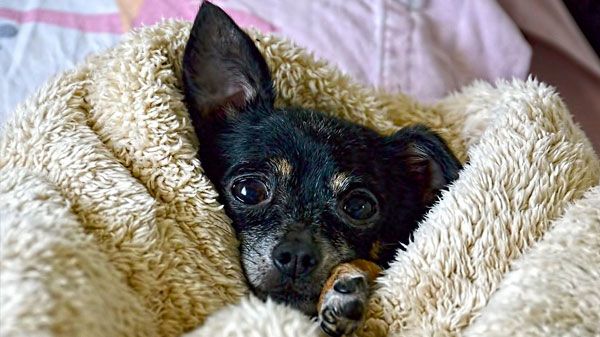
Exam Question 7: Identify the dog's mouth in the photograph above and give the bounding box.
[271,279,320,299]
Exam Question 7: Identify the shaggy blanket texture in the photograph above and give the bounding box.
[1,20,599,337]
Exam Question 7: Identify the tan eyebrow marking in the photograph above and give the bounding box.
[330,172,352,194]
[271,158,292,177]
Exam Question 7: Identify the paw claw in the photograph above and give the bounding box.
[320,323,342,337]
[322,307,336,324]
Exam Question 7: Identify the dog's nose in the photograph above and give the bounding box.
[272,241,320,278]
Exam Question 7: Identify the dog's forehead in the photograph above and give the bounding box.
[225,107,384,185]
[259,109,379,155]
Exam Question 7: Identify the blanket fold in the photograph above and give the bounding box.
[1,20,598,337]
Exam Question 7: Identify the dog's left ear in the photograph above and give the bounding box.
[182,2,274,122]
[386,125,461,204]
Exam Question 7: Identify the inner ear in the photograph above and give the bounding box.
[387,125,461,205]
[182,1,275,124]
[401,143,447,204]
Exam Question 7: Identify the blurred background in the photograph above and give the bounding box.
[1,0,598,150]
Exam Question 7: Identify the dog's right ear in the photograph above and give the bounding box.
[385,125,461,205]
[182,1,275,125]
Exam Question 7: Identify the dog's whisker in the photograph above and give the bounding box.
[241,257,259,266]
[244,242,267,259]
[378,242,402,248]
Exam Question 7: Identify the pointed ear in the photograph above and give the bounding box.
[386,125,461,204]
[182,1,274,123]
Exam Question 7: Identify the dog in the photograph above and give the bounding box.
[182,2,461,336]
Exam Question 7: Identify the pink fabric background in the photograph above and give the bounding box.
[136,0,532,104]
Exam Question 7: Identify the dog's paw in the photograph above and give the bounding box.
[319,273,369,337]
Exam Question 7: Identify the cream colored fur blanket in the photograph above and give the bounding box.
[1,21,599,337]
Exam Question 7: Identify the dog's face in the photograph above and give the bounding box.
[183,2,461,315]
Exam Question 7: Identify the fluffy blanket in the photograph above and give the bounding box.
[1,20,599,337]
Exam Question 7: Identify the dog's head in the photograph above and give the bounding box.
[182,2,461,315]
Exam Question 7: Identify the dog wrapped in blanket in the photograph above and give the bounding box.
[182,3,461,335]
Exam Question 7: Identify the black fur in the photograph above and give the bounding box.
[183,1,461,318]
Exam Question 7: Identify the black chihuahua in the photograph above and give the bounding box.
[182,2,461,336]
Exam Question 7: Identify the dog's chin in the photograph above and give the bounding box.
[252,281,322,316]
[243,261,333,317]
[247,272,323,316]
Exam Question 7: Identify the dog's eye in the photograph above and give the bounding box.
[340,189,378,222]
[231,177,270,205]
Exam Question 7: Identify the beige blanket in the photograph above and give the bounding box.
[1,20,598,337]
